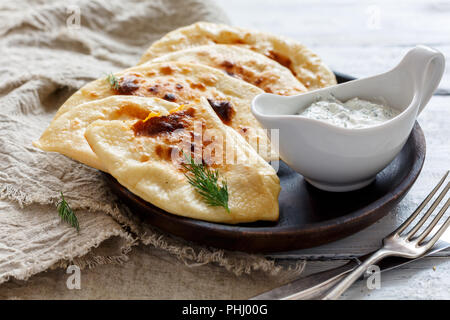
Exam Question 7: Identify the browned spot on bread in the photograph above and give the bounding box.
[140,80,193,103]
[207,99,234,125]
[189,82,206,91]
[155,145,163,156]
[112,103,151,119]
[196,50,209,57]
[140,154,150,162]
[163,93,177,101]
[220,60,234,69]
[155,145,173,160]
[117,76,140,95]
[148,85,159,93]
[70,119,81,129]
[266,50,292,69]
[87,91,100,98]
[219,60,237,78]
[180,66,192,74]
[200,75,218,86]
[132,108,195,137]
[219,60,284,93]
[159,65,174,75]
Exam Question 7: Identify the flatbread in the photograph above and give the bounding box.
[34,96,179,171]
[139,21,336,90]
[53,61,276,161]
[84,98,280,223]
[150,44,307,95]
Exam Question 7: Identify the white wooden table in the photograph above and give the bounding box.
[222,0,450,299]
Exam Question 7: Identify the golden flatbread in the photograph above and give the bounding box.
[53,61,276,161]
[150,44,306,95]
[139,22,336,90]
[84,98,280,223]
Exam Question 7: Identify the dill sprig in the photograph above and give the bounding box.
[107,72,119,90]
[182,153,230,213]
[57,192,80,232]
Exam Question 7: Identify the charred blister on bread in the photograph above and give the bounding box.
[132,108,195,137]
[112,71,237,129]
[207,99,235,125]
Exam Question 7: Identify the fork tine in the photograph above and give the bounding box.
[405,180,450,239]
[416,198,450,244]
[396,171,449,234]
[421,207,450,251]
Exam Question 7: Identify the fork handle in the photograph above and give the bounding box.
[322,249,391,300]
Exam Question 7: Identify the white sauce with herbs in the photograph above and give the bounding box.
[297,95,399,129]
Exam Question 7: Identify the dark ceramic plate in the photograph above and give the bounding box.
[104,73,426,253]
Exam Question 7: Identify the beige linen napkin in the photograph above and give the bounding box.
[0,0,304,284]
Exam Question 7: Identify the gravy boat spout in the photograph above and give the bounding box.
[251,46,445,192]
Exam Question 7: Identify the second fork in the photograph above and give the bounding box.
[322,170,450,300]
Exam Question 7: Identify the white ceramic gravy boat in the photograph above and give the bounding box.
[252,46,445,192]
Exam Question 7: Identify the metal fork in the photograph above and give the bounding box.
[322,170,450,300]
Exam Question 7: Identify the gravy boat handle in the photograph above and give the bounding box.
[396,45,445,115]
